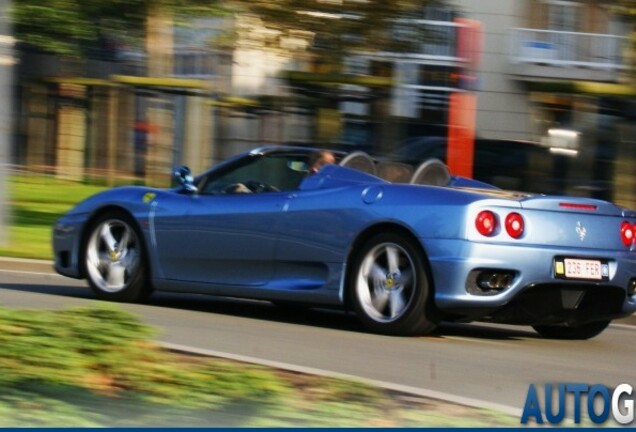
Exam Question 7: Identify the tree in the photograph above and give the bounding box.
[235,0,437,71]
[11,0,228,58]
[231,0,442,150]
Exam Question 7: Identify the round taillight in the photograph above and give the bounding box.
[505,213,524,239]
[620,221,634,247]
[476,211,497,236]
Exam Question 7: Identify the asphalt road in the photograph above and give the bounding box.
[1,258,635,416]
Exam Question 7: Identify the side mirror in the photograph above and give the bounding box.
[173,166,198,193]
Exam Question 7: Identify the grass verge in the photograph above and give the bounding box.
[0,304,518,427]
[1,176,107,259]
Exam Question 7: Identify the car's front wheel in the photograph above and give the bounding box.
[532,320,610,340]
[349,233,438,336]
[83,211,152,302]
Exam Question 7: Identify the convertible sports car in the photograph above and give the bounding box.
[53,146,636,338]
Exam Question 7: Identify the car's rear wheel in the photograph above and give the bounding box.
[349,233,437,336]
[532,320,610,340]
[83,211,152,302]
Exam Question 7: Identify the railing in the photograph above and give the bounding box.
[395,19,459,58]
[119,51,146,76]
[510,28,629,71]
[173,49,220,78]
[368,19,463,63]
[119,47,221,78]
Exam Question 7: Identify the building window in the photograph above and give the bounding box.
[544,0,581,31]
[421,4,455,22]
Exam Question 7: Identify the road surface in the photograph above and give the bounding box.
[1,258,635,416]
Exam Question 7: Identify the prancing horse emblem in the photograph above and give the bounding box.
[576,221,587,241]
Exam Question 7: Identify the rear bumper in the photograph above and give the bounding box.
[443,284,630,325]
[424,238,636,323]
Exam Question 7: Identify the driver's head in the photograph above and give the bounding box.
[309,151,336,174]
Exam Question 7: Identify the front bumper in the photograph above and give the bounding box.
[52,213,87,279]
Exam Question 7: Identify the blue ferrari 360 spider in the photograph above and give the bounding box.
[53,146,636,338]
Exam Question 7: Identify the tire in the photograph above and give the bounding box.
[348,232,438,336]
[82,211,152,302]
[532,320,610,340]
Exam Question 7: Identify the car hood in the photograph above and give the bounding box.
[64,186,166,216]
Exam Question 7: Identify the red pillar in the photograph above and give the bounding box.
[447,92,477,178]
[446,19,482,178]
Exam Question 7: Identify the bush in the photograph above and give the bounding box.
[0,305,295,426]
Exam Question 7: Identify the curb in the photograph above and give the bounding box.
[0,257,55,274]
[161,342,523,418]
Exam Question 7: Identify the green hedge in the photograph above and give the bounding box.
[0,305,292,426]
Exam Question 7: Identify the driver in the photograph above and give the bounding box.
[308,150,336,175]
[224,183,252,194]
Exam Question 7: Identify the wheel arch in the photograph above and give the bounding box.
[342,222,436,310]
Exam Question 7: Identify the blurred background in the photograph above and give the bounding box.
[0,0,635,242]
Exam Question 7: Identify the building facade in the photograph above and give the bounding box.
[13,1,635,204]
[449,0,634,205]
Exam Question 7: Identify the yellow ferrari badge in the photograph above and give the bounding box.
[142,192,156,204]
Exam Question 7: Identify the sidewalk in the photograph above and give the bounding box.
[0,256,634,327]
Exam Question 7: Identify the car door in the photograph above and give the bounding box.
[152,191,287,286]
[152,153,304,286]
